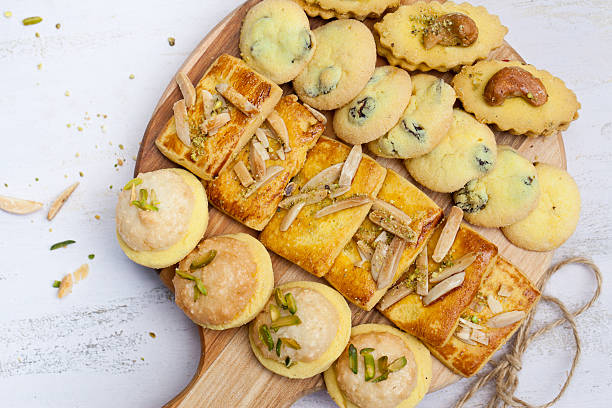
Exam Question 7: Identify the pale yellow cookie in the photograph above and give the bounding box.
[333,66,412,145]
[369,74,455,159]
[299,0,400,20]
[502,163,580,251]
[293,19,377,111]
[452,60,580,137]
[453,146,540,228]
[375,1,507,72]
[405,109,497,193]
[241,0,315,84]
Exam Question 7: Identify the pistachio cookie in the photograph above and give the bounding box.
[374,1,507,72]
[369,74,455,159]
[405,109,497,193]
[502,163,580,251]
[295,0,400,20]
[333,66,412,145]
[453,146,540,228]
[293,19,377,111]
[240,0,315,84]
[452,60,580,137]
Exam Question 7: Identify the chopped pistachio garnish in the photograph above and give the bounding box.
[131,188,159,211]
[269,304,281,322]
[360,348,375,355]
[371,372,389,383]
[270,315,301,330]
[175,269,207,301]
[258,325,274,351]
[285,292,297,315]
[88,254,95,260]
[387,356,407,372]
[275,338,282,357]
[129,74,135,79]
[274,288,287,309]
[363,353,375,381]
[52,280,61,288]
[190,250,216,270]
[280,337,301,350]
[123,178,142,191]
[50,240,75,250]
[23,16,43,25]
[348,344,358,374]
[284,356,294,367]
[4,11,12,18]
[377,356,388,373]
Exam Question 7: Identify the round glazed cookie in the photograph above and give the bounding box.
[405,109,497,193]
[368,74,455,159]
[333,66,412,145]
[452,60,580,137]
[249,281,351,378]
[240,0,316,84]
[173,233,274,330]
[116,168,208,269]
[324,324,431,408]
[293,19,377,111]
[453,146,540,228]
[502,163,580,251]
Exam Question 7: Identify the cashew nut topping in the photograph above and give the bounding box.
[423,13,479,50]
[483,66,548,107]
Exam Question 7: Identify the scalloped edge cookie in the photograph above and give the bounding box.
[299,0,400,20]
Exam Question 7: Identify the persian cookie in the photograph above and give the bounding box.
[324,324,431,408]
[249,281,351,378]
[368,74,455,159]
[333,66,412,145]
[453,146,540,228]
[427,256,540,377]
[502,163,580,251]
[295,0,400,20]
[405,109,497,193]
[452,60,580,137]
[240,0,315,84]
[173,233,274,330]
[374,1,507,72]
[293,19,377,110]
[116,169,208,269]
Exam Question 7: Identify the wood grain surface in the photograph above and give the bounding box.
[134,1,567,406]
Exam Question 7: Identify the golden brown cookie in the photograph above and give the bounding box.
[296,0,400,20]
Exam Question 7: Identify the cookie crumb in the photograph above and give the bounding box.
[168,37,175,46]
[94,214,100,220]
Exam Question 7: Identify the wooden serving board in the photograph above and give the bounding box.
[134,1,567,406]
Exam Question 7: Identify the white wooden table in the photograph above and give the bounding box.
[0,1,610,407]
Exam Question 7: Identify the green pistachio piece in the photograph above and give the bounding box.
[387,356,407,372]
[123,178,142,191]
[52,280,61,288]
[190,250,217,270]
[363,353,375,381]
[50,240,75,250]
[270,315,301,330]
[23,16,43,25]
[259,325,274,351]
[274,288,287,308]
[371,371,389,383]
[378,356,388,373]
[285,292,297,315]
[275,338,282,357]
[280,337,301,350]
[269,304,281,322]
[360,348,375,355]
[348,344,358,374]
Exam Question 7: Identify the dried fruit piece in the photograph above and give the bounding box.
[233,161,255,187]
[215,83,259,115]
[266,111,290,152]
[314,195,371,219]
[175,72,196,108]
[301,162,343,192]
[430,252,477,283]
[432,206,463,263]
[278,189,327,209]
[280,201,305,232]
[47,182,79,220]
[487,310,526,328]
[422,272,465,306]
[173,99,191,147]
[244,166,283,198]
[0,195,43,214]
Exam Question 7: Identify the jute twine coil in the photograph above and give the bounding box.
[455,256,602,408]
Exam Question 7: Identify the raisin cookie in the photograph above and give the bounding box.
[295,0,400,20]
[293,19,377,111]
[240,0,316,84]
[453,146,540,228]
[405,109,497,193]
[453,60,580,137]
[333,66,412,145]
[369,74,455,159]
[502,163,580,251]
[374,1,507,72]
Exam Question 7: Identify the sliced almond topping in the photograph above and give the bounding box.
[244,166,283,198]
[372,199,412,225]
[173,99,191,147]
[355,242,369,268]
[370,238,389,282]
[278,189,328,209]
[201,89,215,119]
[314,195,372,219]
[430,252,477,283]
[422,272,465,306]
[73,264,89,283]
[255,128,270,148]
[130,184,137,202]
[329,183,351,199]
[215,83,259,115]
[487,294,503,314]
[47,182,79,220]
[284,182,296,197]
[373,231,389,246]
[355,240,374,261]
[432,206,463,263]
[280,201,305,232]
[377,236,406,289]
[249,139,267,181]
[416,247,429,296]
[200,112,230,134]
[233,161,254,187]
[470,329,489,346]
[303,103,327,124]
[369,199,416,242]
[487,310,526,328]
[379,281,414,310]
[454,327,477,345]
[458,317,486,331]
[338,144,362,188]
[276,147,286,161]
[0,195,43,215]
[470,300,485,313]
[57,273,73,299]
[175,72,196,108]
[498,284,513,297]
[302,162,343,192]
[266,111,290,152]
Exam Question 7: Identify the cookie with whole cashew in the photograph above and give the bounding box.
[453,60,580,136]
[374,1,507,72]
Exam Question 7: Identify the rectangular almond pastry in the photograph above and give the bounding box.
[379,224,498,346]
[325,169,443,311]
[259,136,387,277]
[155,54,282,180]
[206,95,325,230]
